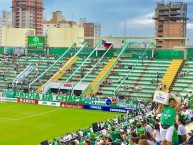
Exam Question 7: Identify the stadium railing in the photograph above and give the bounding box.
[70,41,104,95]
[13,64,34,84]
[57,41,101,92]
[42,42,90,94]
[29,43,76,90]
[90,42,139,96]
[114,41,155,96]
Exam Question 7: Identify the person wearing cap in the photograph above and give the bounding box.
[156,93,181,145]
[114,138,122,144]
[90,133,96,145]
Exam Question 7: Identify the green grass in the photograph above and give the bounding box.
[0,102,119,145]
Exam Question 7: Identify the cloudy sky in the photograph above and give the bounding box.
[0,0,193,45]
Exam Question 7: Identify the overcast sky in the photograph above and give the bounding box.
[0,0,193,45]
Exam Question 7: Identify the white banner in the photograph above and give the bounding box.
[1,97,17,102]
[38,101,60,107]
[153,90,169,105]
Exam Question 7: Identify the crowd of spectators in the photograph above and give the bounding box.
[49,93,193,145]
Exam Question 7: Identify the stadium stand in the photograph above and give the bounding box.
[1,43,193,145]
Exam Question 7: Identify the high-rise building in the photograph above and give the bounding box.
[80,18,101,47]
[43,11,77,36]
[0,11,13,45]
[153,1,187,49]
[12,0,44,35]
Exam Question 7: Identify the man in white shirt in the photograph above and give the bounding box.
[78,130,83,137]
[101,128,107,136]
[182,107,192,121]
[183,95,189,107]
[143,121,154,136]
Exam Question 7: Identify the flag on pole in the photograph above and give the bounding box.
[102,40,113,49]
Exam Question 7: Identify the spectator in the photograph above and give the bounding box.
[70,140,76,145]
[185,61,188,66]
[159,84,162,90]
[83,139,91,145]
[156,93,181,145]
[129,137,136,145]
[145,131,156,145]
[110,127,118,142]
[153,123,161,145]
[181,106,192,122]
[183,95,189,107]
[177,118,186,144]
[105,137,112,145]
[172,123,179,145]
[163,82,166,89]
[138,139,150,145]
[143,121,154,136]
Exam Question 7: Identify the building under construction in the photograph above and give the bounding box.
[12,0,44,35]
[153,0,188,49]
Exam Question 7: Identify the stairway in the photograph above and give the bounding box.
[169,60,185,91]
[159,59,183,92]
[85,58,117,96]
[36,57,78,93]
[53,57,79,81]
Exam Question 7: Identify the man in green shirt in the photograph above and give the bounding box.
[110,127,118,142]
[156,93,181,145]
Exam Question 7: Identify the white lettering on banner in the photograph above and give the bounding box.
[90,106,102,110]
[38,101,60,107]
[60,103,83,109]
[110,108,127,113]
[18,98,38,104]
[51,103,56,106]
[21,99,34,104]
[1,97,17,102]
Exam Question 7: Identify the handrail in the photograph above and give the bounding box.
[58,41,101,92]
[90,41,135,95]
[70,41,111,96]
[29,43,76,89]
[13,64,33,84]
[113,42,154,96]
[42,42,89,93]
[81,43,114,96]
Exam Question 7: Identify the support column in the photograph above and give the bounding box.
[184,48,187,60]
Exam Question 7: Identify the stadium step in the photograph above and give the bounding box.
[158,59,183,92]
[36,57,78,93]
[52,57,79,81]
[84,58,117,96]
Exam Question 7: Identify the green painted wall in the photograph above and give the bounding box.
[0,47,4,54]
[187,48,193,59]
[27,49,45,55]
[43,47,185,60]
[154,49,184,59]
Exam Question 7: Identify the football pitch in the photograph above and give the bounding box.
[0,102,120,145]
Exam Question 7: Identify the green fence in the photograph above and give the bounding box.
[27,49,45,55]
[0,46,189,60]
